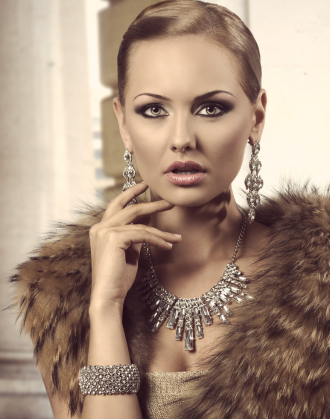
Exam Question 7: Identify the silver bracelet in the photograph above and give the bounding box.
[78,364,140,395]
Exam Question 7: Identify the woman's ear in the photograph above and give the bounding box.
[113,97,133,152]
[249,89,267,145]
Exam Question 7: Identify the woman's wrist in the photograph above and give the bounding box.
[89,298,124,322]
[87,300,131,366]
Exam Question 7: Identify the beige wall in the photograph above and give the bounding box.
[231,0,330,202]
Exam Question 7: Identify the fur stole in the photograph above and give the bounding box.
[8,184,330,418]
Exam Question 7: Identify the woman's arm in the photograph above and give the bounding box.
[41,303,141,419]
[81,301,143,419]
[40,182,181,418]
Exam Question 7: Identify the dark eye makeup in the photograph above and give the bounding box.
[134,101,233,119]
[135,104,167,118]
[196,101,233,118]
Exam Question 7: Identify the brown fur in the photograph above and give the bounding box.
[8,184,330,418]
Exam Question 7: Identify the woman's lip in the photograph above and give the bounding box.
[165,171,206,185]
[165,160,205,173]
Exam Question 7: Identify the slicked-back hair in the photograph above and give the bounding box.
[117,0,262,106]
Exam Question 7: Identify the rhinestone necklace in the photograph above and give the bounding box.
[139,210,252,351]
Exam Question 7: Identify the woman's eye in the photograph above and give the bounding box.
[197,104,226,117]
[143,105,167,118]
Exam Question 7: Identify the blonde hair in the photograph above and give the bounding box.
[117,0,261,106]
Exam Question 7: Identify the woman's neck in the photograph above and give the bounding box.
[149,187,244,267]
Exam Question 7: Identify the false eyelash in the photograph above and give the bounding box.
[196,102,232,118]
[135,101,233,119]
[135,103,168,119]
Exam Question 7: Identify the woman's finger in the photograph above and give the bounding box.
[106,224,182,243]
[101,182,148,221]
[115,229,178,252]
[102,199,175,227]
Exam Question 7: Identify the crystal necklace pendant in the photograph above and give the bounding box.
[139,210,252,351]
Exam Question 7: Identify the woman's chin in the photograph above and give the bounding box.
[149,187,228,208]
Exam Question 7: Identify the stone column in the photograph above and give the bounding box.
[0,1,93,417]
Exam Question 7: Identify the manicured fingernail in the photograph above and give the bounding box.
[174,234,181,237]
[166,242,173,247]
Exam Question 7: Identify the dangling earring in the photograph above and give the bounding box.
[122,149,137,206]
[244,140,263,224]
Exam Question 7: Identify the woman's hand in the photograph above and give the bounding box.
[88,182,181,311]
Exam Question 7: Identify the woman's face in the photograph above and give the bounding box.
[114,35,266,207]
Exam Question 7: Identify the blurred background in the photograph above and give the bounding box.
[0,0,329,417]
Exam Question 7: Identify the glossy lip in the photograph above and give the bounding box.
[165,171,206,185]
[165,160,205,173]
[164,160,206,186]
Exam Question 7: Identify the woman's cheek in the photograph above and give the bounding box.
[128,135,162,182]
[204,124,247,188]
[204,123,245,163]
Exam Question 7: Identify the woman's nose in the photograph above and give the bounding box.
[170,115,196,152]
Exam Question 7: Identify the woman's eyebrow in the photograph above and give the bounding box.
[133,93,170,102]
[195,90,236,100]
[133,90,236,102]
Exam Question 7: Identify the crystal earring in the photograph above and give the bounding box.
[122,149,137,206]
[244,140,263,224]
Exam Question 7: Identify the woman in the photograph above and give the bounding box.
[10,1,330,418]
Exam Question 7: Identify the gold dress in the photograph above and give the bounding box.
[144,370,208,419]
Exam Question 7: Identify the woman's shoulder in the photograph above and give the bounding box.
[8,202,106,416]
[10,203,106,310]
[256,182,330,231]
[248,183,330,298]
[174,184,330,419]
[241,182,330,266]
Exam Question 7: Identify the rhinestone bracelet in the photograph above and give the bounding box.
[78,364,140,396]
